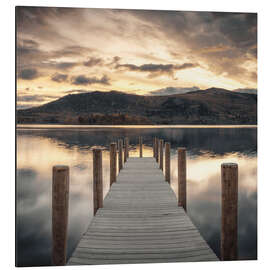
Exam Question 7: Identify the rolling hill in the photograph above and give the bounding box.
[17,88,257,125]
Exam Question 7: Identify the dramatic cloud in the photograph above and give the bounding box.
[51,73,68,83]
[17,37,91,74]
[17,38,92,60]
[54,62,78,70]
[54,46,93,57]
[18,68,40,80]
[110,56,121,66]
[17,39,40,56]
[125,10,257,83]
[115,63,198,78]
[64,89,91,94]
[83,57,103,67]
[71,75,110,86]
[16,7,257,108]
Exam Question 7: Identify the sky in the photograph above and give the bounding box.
[16,7,257,109]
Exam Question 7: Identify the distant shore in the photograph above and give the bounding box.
[16,124,258,129]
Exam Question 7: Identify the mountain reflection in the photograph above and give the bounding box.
[17,127,257,155]
[16,126,257,266]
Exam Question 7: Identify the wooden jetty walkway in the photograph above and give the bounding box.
[52,137,238,266]
[67,157,218,265]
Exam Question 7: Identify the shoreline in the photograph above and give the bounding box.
[16,124,258,129]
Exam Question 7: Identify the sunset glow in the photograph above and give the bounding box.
[16,7,257,109]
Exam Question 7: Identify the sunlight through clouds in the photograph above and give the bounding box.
[16,7,257,108]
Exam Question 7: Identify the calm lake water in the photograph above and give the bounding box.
[16,125,257,266]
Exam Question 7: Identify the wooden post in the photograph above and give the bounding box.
[165,142,170,183]
[110,143,117,186]
[124,137,129,163]
[93,148,103,215]
[52,165,69,266]
[118,139,123,171]
[178,148,186,211]
[153,137,156,158]
[127,140,129,158]
[221,163,238,261]
[139,136,143,158]
[155,138,159,162]
[159,139,164,170]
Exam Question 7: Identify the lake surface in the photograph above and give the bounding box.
[16,125,257,266]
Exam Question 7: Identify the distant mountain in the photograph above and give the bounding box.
[17,88,257,125]
[149,86,257,96]
[233,88,257,95]
[149,86,200,96]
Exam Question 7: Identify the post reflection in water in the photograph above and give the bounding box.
[16,126,257,266]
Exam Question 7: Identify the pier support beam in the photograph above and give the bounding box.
[118,139,123,171]
[124,137,129,162]
[139,136,143,158]
[110,143,117,186]
[52,165,69,266]
[165,142,170,183]
[93,148,103,215]
[159,139,164,171]
[221,163,238,261]
[178,148,186,211]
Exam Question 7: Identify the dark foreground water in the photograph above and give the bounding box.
[16,125,257,266]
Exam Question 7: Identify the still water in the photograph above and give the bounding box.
[16,125,257,266]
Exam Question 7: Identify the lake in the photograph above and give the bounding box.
[16,125,257,266]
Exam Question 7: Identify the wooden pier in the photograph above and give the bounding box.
[52,137,239,266]
[67,157,218,265]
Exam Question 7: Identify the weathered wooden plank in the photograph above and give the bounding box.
[83,229,200,238]
[68,251,217,265]
[78,239,210,249]
[91,219,194,226]
[81,233,207,242]
[68,157,218,265]
[74,246,213,259]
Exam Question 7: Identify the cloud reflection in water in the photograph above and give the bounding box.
[16,127,257,266]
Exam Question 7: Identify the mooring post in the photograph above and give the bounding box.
[159,139,164,170]
[139,136,143,158]
[52,165,69,266]
[110,143,117,186]
[124,137,129,163]
[178,147,186,211]
[153,138,155,157]
[221,163,238,261]
[165,142,171,183]
[118,139,123,171]
[93,148,103,215]
[155,138,159,162]
[127,139,129,158]
[153,137,156,158]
